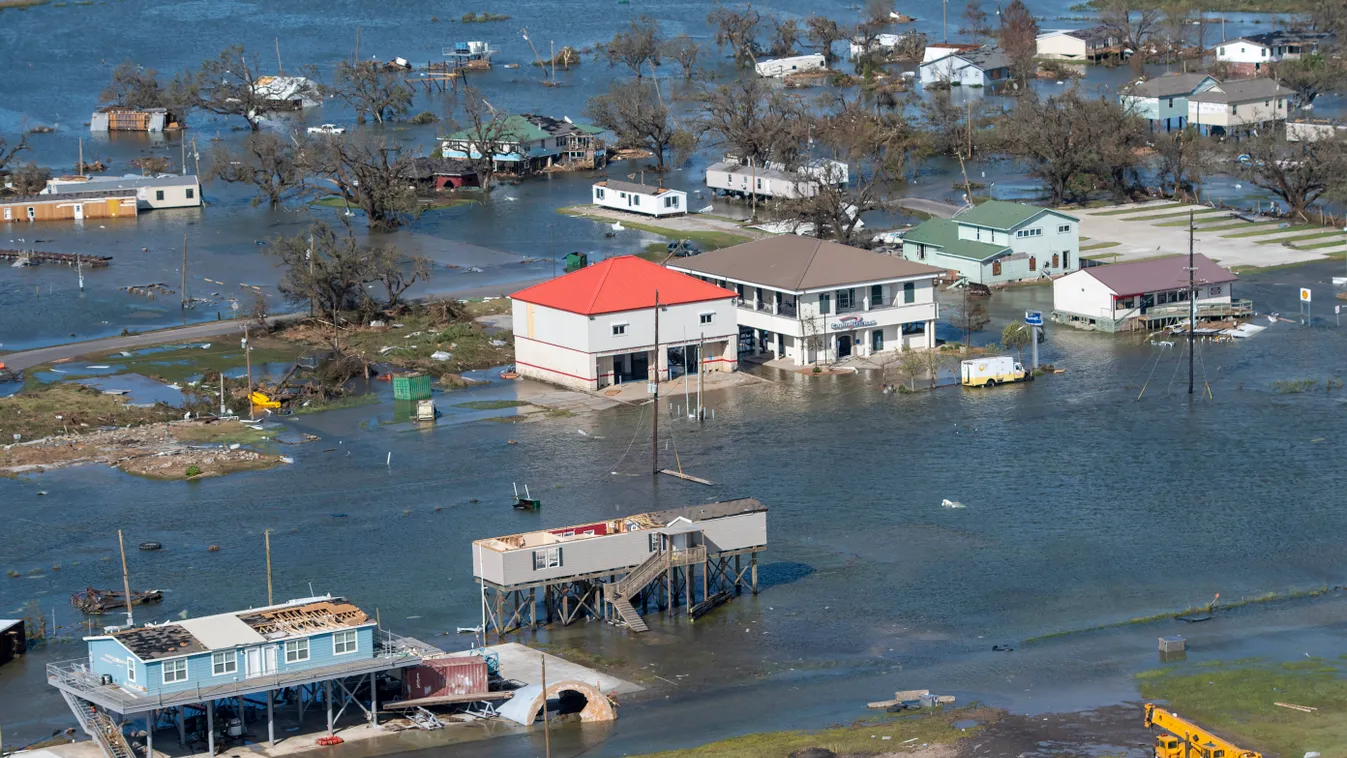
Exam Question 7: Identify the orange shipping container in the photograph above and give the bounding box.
[402,656,489,700]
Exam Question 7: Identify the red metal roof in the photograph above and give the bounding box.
[510,255,736,315]
[1085,253,1237,296]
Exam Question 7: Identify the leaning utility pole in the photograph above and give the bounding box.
[180,233,188,309]
[1188,210,1195,396]
[652,290,660,476]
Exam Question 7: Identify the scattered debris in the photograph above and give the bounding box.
[72,587,164,615]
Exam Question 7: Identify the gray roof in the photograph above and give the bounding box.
[646,498,767,525]
[46,174,199,194]
[958,46,1011,71]
[3,188,138,203]
[1054,24,1117,45]
[706,161,797,183]
[1126,73,1216,99]
[669,236,945,292]
[1235,30,1333,47]
[597,179,680,196]
[114,624,208,661]
[1084,253,1237,295]
[1189,79,1292,104]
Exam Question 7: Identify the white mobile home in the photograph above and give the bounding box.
[592,179,686,217]
[755,54,826,78]
[706,158,845,201]
[43,174,202,210]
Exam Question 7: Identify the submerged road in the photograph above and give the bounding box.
[893,197,963,219]
[0,280,539,372]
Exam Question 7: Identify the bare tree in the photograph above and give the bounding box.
[769,16,802,57]
[369,245,432,310]
[0,135,28,176]
[447,87,514,194]
[1098,0,1162,68]
[708,3,762,67]
[920,89,988,158]
[1236,131,1347,221]
[999,90,1096,205]
[601,16,662,77]
[949,290,990,347]
[896,346,924,390]
[331,61,414,123]
[189,45,268,130]
[805,15,845,66]
[961,0,994,41]
[312,135,421,230]
[1270,54,1343,107]
[865,0,895,24]
[271,222,377,336]
[211,132,310,208]
[1153,125,1209,199]
[101,59,192,111]
[697,77,810,218]
[801,313,830,366]
[662,35,701,79]
[1079,95,1148,201]
[586,80,687,170]
[999,0,1039,84]
[8,162,51,195]
[918,345,947,389]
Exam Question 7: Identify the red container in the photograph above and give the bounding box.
[403,656,489,700]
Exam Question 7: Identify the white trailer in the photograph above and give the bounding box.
[960,356,1028,387]
[755,54,826,78]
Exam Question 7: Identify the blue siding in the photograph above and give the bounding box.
[89,638,144,690]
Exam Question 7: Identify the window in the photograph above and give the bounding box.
[619,192,627,199]
[633,195,640,206]
[818,293,830,315]
[284,638,310,664]
[1062,251,1070,268]
[976,227,981,240]
[185,188,194,199]
[126,657,136,683]
[1231,105,1238,114]
[1264,100,1270,107]
[596,188,605,200]
[837,288,856,310]
[211,651,237,676]
[871,284,883,306]
[1057,224,1071,234]
[1209,286,1222,296]
[903,281,915,304]
[1219,47,1226,55]
[163,658,188,684]
[1120,298,1135,309]
[648,534,660,552]
[664,197,673,208]
[1016,227,1043,238]
[533,547,562,570]
[612,323,627,336]
[670,196,679,207]
[915,244,926,260]
[1168,98,1174,108]
[992,260,1002,276]
[699,312,714,324]
[1029,256,1037,272]
[155,190,165,201]
[3,208,9,220]
[27,207,35,221]
[333,630,358,656]
[901,321,926,335]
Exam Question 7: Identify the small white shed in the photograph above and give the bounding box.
[592,180,687,218]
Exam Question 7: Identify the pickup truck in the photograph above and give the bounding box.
[306,124,346,135]
[960,356,1029,388]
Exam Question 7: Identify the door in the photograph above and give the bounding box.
[245,646,277,678]
[837,335,852,359]
[872,330,884,352]
[73,204,84,221]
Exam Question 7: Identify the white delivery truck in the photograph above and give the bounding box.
[960,356,1029,388]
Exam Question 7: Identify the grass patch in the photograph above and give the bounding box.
[1090,203,1187,216]
[169,420,269,445]
[0,0,50,8]
[1221,224,1318,238]
[638,708,991,758]
[460,298,511,317]
[84,338,302,386]
[290,392,379,415]
[557,206,751,251]
[0,384,180,442]
[1120,208,1226,222]
[1081,241,1122,251]
[1273,379,1318,393]
[1256,231,1347,245]
[1137,660,1347,757]
[461,11,509,21]
[313,196,474,212]
[453,399,529,410]
[1293,240,1347,251]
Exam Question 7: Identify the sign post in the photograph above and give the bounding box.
[1024,311,1043,371]
[1300,287,1312,325]
[1336,304,1340,328]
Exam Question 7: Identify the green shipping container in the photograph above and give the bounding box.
[393,374,433,401]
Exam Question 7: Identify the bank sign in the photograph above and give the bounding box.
[831,315,877,330]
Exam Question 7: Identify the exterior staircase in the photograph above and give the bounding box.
[61,690,136,758]
[605,545,707,632]
[609,596,649,632]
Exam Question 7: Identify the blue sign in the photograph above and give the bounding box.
[1024,311,1043,326]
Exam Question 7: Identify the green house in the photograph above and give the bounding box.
[900,201,1081,285]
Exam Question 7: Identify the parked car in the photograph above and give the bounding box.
[667,240,702,257]
[307,124,346,135]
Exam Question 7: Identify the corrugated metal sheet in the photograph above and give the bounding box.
[176,614,265,650]
[403,657,488,700]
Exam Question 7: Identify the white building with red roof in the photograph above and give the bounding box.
[1052,254,1247,332]
[510,256,739,390]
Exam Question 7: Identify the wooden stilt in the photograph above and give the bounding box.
[267,690,275,747]
[752,553,759,595]
[146,709,154,758]
[206,701,215,757]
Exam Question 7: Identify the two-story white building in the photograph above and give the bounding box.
[510,256,738,390]
[1188,78,1292,137]
[592,179,687,217]
[1215,30,1334,76]
[900,201,1081,285]
[668,237,945,365]
[1052,253,1245,332]
[1120,73,1218,132]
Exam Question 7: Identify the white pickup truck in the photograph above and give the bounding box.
[306,124,345,135]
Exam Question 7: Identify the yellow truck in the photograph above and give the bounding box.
[960,356,1029,388]
[1144,703,1261,758]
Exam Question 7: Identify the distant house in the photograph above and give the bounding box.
[755,54,826,78]
[1120,73,1219,132]
[1052,254,1246,332]
[1287,119,1347,142]
[90,106,183,133]
[1188,78,1292,136]
[1,189,138,224]
[440,114,607,176]
[705,157,847,201]
[919,46,1013,88]
[900,200,1081,285]
[401,157,478,190]
[921,43,983,63]
[1035,26,1127,61]
[592,179,687,217]
[43,174,202,210]
[1215,30,1334,75]
[252,76,322,110]
[669,236,946,365]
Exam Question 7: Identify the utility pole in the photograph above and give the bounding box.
[652,290,660,476]
[541,654,551,758]
[76,255,84,292]
[943,0,948,42]
[181,233,188,309]
[697,333,705,421]
[219,372,226,417]
[78,138,84,177]
[244,325,254,420]
[192,138,200,177]
[265,530,274,605]
[117,530,134,627]
[181,137,187,176]
[308,234,315,317]
[275,37,284,76]
[1188,210,1195,396]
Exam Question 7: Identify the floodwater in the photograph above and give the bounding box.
[2,0,1338,350]
[5,260,1347,754]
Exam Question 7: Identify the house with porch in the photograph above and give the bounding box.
[919,46,1013,88]
[510,256,738,390]
[1035,26,1127,61]
[1188,78,1292,136]
[1120,73,1219,132]
[668,236,944,365]
[440,114,607,176]
[1051,253,1245,332]
[899,201,1081,285]
[1215,30,1335,75]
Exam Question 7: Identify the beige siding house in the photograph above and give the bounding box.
[1188,79,1292,136]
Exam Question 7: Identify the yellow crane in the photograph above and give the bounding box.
[1144,704,1262,758]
